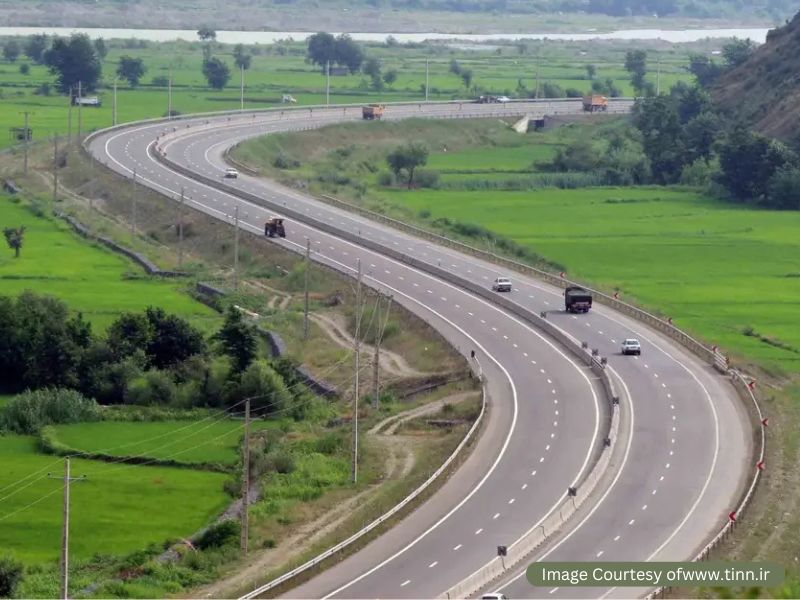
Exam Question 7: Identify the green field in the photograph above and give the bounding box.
[0,36,698,151]
[49,419,279,466]
[386,186,800,368]
[0,196,218,331]
[0,436,228,564]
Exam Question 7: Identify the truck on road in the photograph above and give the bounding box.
[582,95,608,112]
[264,217,286,238]
[362,104,385,120]
[565,286,592,313]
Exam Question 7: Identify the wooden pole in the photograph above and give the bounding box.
[59,458,70,600]
[352,259,362,483]
[303,238,310,341]
[240,399,250,555]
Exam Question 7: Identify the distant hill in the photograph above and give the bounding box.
[713,11,800,141]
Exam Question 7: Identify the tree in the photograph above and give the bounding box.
[24,33,48,64]
[93,37,108,61]
[233,44,252,70]
[144,307,206,369]
[722,38,756,68]
[632,95,684,184]
[215,307,257,373]
[3,226,25,258]
[238,359,292,415]
[116,56,146,87]
[306,32,364,74]
[107,312,153,361]
[197,27,217,42]
[43,34,102,93]
[460,68,473,90]
[585,64,597,79]
[683,111,722,163]
[333,34,364,74]
[202,57,231,90]
[688,53,723,87]
[767,166,800,210]
[3,40,21,63]
[624,49,648,95]
[449,59,462,75]
[386,143,429,189]
[363,57,381,79]
[383,69,398,87]
[0,555,24,598]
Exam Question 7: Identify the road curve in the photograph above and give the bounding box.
[87,100,750,599]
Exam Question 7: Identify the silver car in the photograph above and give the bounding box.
[621,338,642,355]
[492,277,512,292]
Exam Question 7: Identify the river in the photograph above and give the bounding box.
[0,26,771,44]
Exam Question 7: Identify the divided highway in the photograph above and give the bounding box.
[87,100,751,599]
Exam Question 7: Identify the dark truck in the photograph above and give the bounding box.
[565,286,592,313]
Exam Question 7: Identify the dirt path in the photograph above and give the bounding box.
[310,312,432,379]
[191,389,476,599]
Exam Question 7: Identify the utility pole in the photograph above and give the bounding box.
[303,238,311,341]
[425,59,429,102]
[168,67,173,120]
[88,153,95,211]
[352,259,362,483]
[77,81,82,139]
[656,54,661,96]
[67,88,73,144]
[112,78,118,126]
[240,398,250,556]
[240,64,245,111]
[21,111,30,175]
[326,60,331,107]
[233,204,240,289]
[47,458,86,600]
[53,137,59,202]
[535,47,541,100]
[373,294,392,410]
[131,168,137,242]
[178,187,185,270]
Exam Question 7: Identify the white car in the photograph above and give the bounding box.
[496,96,512,103]
[492,277,512,292]
[621,338,642,356]
[224,168,239,179]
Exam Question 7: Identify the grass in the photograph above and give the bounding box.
[0,35,702,152]
[0,194,219,331]
[46,419,280,467]
[0,435,229,564]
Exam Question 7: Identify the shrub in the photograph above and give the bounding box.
[125,370,177,406]
[414,169,440,189]
[565,88,583,98]
[237,360,292,416]
[376,170,396,187]
[1,388,101,435]
[272,151,300,169]
[265,450,295,474]
[0,555,24,599]
[194,519,240,550]
[19,63,29,75]
[151,76,169,87]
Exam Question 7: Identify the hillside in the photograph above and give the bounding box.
[713,10,800,140]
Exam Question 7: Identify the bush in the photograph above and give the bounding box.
[237,360,292,416]
[0,555,23,598]
[272,151,300,169]
[1,388,101,435]
[565,88,583,98]
[151,75,169,86]
[33,83,51,95]
[125,369,177,406]
[19,63,29,75]
[265,450,295,474]
[414,169,440,189]
[194,519,240,550]
[376,170,396,187]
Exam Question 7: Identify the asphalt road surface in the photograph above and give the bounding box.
[88,100,750,599]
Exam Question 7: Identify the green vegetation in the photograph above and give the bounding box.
[0,435,229,564]
[0,34,700,151]
[0,196,217,331]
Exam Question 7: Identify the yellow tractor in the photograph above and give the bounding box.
[264,216,286,238]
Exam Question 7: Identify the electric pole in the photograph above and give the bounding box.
[326,60,331,107]
[240,398,250,556]
[67,89,73,144]
[53,137,59,202]
[112,78,118,126]
[88,152,95,212]
[352,259,362,484]
[656,54,661,96]
[47,458,86,600]
[303,238,311,341]
[21,111,30,175]
[425,59,429,102]
[535,47,541,100]
[240,64,245,112]
[233,205,240,289]
[373,294,392,410]
[131,168,137,242]
[168,67,173,120]
[178,187,185,270]
[77,81,82,139]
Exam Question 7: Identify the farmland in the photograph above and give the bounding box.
[0,194,218,331]
[0,35,700,151]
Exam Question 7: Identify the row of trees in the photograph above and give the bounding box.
[0,292,316,416]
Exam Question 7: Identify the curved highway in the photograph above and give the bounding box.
[88,100,750,599]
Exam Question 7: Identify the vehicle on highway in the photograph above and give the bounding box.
[496,95,512,103]
[565,285,592,313]
[224,167,239,179]
[264,216,286,238]
[362,104,385,120]
[621,338,642,355]
[492,277,512,292]
[481,594,508,600]
[476,95,499,103]
[583,94,609,112]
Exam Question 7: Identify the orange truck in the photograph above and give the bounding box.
[582,95,608,112]
[362,104,385,120]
